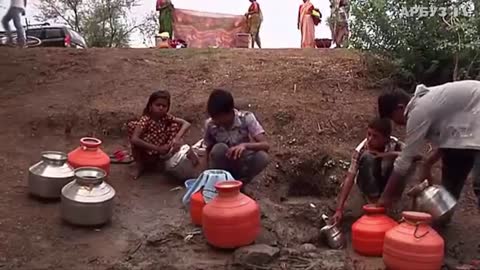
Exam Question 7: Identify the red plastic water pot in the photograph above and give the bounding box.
[68,137,110,175]
[383,211,444,270]
[351,204,397,256]
[202,180,260,249]
[190,190,205,226]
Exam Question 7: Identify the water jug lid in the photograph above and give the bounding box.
[362,204,385,214]
[402,211,432,223]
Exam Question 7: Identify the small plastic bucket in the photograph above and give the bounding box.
[185,178,196,189]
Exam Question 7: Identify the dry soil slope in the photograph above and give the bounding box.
[0,48,376,151]
[0,48,378,198]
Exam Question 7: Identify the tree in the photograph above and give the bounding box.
[349,0,480,87]
[36,0,85,32]
[35,0,157,47]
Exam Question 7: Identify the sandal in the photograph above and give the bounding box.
[110,150,134,164]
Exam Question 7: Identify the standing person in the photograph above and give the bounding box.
[156,0,174,39]
[377,80,480,212]
[245,0,263,48]
[127,90,192,180]
[203,89,270,190]
[298,0,316,48]
[329,0,349,48]
[332,118,405,224]
[1,0,27,47]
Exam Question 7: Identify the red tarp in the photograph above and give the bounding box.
[173,9,248,48]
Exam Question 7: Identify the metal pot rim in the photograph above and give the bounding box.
[41,151,68,162]
[320,223,338,232]
[74,167,107,185]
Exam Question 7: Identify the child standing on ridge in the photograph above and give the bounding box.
[127,90,191,179]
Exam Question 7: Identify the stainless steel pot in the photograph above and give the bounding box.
[165,144,198,181]
[192,139,207,157]
[320,214,345,249]
[28,151,75,199]
[61,167,115,226]
[409,180,457,222]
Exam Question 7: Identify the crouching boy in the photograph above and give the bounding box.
[333,118,405,224]
[203,89,270,188]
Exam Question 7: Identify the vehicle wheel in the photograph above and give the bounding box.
[0,35,12,46]
[25,36,42,48]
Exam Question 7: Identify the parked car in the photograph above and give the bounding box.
[26,23,87,49]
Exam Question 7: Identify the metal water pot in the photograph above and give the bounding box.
[408,180,457,222]
[165,144,198,181]
[320,214,345,249]
[192,139,207,157]
[61,167,115,226]
[28,151,75,199]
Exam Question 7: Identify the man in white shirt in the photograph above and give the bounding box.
[2,0,27,47]
[377,80,480,211]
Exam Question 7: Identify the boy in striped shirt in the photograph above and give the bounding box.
[333,118,405,224]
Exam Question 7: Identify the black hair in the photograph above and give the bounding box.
[377,88,411,118]
[368,117,392,138]
[143,90,171,115]
[207,89,235,117]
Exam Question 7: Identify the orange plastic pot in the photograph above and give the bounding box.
[383,211,444,270]
[190,190,205,226]
[351,204,397,256]
[202,180,260,249]
[68,137,110,175]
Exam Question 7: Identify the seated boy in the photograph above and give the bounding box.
[333,117,405,224]
[203,89,270,188]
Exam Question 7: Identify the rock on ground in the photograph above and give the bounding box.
[315,250,346,270]
[299,243,318,253]
[233,244,280,267]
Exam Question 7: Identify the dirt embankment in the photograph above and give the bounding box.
[0,48,377,199]
[0,48,478,270]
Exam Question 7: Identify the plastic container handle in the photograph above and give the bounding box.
[400,217,430,239]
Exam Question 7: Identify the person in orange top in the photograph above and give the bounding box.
[245,0,263,48]
[298,0,316,48]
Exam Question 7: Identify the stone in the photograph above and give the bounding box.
[444,258,461,270]
[455,266,476,270]
[299,243,317,253]
[233,244,280,266]
[316,250,346,270]
[256,228,279,246]
[280,248,300,257]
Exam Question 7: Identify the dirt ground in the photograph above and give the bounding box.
[0,48,479,270]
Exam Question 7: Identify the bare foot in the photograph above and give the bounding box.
[131,163,145,180]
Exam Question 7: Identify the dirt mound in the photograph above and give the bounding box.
[0,48,479,269]
[0,48,376,198]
